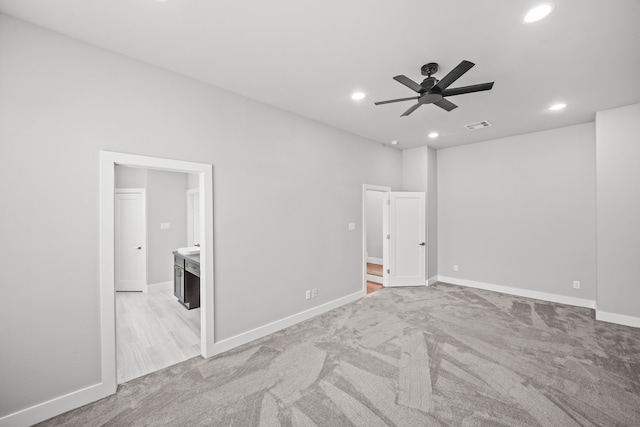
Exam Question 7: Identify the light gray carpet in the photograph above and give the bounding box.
[38,283,640,426]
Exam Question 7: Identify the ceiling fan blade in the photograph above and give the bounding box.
[441,82,494,97]
[393,75,424,93]
[374,96,419,105]
[432,60,475,92]
[401,103,422,117]
[434,98,458,112]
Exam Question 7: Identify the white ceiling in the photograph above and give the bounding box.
[1,0,639,150]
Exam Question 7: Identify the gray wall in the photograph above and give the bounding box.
[187,172,199,190]
[402,146,438,280]
[146,169,188,284]
[0,14,402,418]
[115,167,189,285]
[427,147,437,279]
[437,123,597,299]
[595,103,640,318]
[115,165,147,188]
[365,190,384,260]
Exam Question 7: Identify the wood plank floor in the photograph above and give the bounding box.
[116,289,201,384]
[366,262,383,276]
[367,262,384,294]
[367,281,383,294]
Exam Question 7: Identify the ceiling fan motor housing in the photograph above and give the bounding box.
[421,76,438,90]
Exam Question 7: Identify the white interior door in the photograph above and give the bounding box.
[388,192,426,287]
[115,189,146,292]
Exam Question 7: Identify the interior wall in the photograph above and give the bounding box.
[0,14,402,419]
[437,123,597,299]
[115,165,147,188]
[402,146,437,280]
[427,147,437,280]
[365,190,384,260]
[115,167,189,285]
[595,103,640,320]
[146,169,188,285]
[187,172,199,190]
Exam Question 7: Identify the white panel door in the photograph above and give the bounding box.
[388,192,426,287]
[115,190,146,292]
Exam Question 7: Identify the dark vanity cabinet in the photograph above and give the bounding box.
[173,252,200,309]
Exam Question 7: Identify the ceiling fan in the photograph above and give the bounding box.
[375,60,494,116]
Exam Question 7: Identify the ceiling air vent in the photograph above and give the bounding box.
[464,120,491,130]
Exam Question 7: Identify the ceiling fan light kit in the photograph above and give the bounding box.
[374,60,495,116]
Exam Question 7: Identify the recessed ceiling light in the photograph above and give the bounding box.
[351,92,366,101]
[549,103,566,111]
[524,4,554,23]
[428,132,439,139]
[390,140,399,145]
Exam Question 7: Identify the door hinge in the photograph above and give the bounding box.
[387,269,390,274]
[387,199,390,205]
[386,234,390,240]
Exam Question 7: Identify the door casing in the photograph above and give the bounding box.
[100,151,214,398]
[187,188,200,247]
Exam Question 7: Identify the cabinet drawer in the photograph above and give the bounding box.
[174,256,185,268]
[185,260,200,277]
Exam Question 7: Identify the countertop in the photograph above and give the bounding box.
[173,251,200,265]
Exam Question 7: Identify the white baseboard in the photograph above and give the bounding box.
[427,276,438,286]
[596,310,640,328]
[1,290,365,426]
[145,281,173,293]
[0,382,113,427]
[209,290,365,356]
[366,257,383,265]
[437,276,596,309]
[366,273,383,284]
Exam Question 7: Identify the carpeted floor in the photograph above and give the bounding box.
[37,283,640,426]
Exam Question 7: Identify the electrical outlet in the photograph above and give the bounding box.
[305,290,311,300]
[453,265,459,272]
[573,281,581,289]
[312,288,318,298]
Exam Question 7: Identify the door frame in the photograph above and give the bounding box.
[114,188,147,292]
[362,184,391,293]
[186,188,200,247]
[100,151,214,396]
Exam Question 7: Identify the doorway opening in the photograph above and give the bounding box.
[362,185,390,294]
[99,151,214,395]
[362,185,427,293]
[114,168,201,384]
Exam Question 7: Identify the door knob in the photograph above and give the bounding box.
[135,246,142,250]
[419,242,426,246]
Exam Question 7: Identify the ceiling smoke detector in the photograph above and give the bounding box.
[464,121,491,130]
